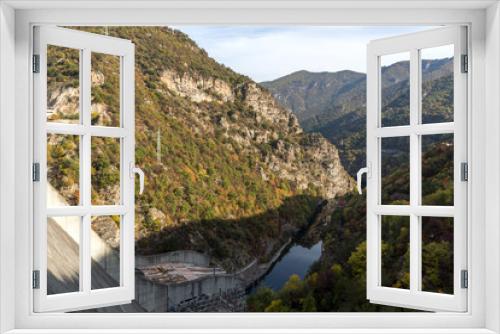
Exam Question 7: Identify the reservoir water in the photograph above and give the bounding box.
[255,241,322,291]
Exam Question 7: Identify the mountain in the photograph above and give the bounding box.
[47,27,354,271]
[261,58,453,176]
[260,70,366,122]
[47,27,454,312]
[247,134,454,312]
[249,59,455,311]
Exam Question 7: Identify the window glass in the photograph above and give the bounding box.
[421,45,454,124]
[381,136,410,205]
[91,215,121,290]
[422,134,454,206]
[91,52,121,127]
[381,215,410,289]
[47,134,80,206]
[47,45,80,124]
[91,137,121,205]
[422,217,454,294]
[47,216,81,295]
[381,52,410,127]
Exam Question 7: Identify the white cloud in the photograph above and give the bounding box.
[174,26,438,82]
[421,44,454,60]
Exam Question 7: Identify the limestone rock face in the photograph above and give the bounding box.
[158,69,355,199]
[47,86,80,120]
[148,207,167,225]
[240,82,302,135]
[161,69,234,103]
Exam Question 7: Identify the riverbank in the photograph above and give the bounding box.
[251,240,323,291]
[132,197,334,312]
[235,238,293,289]
[88,198,336,312]
[235,198,333,291]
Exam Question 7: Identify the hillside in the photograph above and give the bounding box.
[47,27,354,271]
[247,138,454,312]
[261,58,453,175]
[249,57,455,312]
[260,70,366,122]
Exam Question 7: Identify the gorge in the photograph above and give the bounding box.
[46,26,455,312]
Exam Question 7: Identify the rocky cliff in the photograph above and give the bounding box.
[158,71,353,199]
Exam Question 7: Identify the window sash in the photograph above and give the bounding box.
[32,26,136,313]
[366,25,468,312]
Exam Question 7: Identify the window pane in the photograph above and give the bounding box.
[47,216,81,295]
[91,215,121,289]
[380,52,410,127]
[47,45,80,124]
[422,134,454,206]
[421,45,454,124]
[91,137,121,205]
[47,134,80,206]
[91,52,121,127]
[422,217,454,294]
[381,215,410,289]
[381,136,410,205]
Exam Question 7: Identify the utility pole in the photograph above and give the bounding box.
[157,129,161,163]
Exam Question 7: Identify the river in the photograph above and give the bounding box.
[252,240,323,291]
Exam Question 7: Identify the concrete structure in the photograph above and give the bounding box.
[47,185,120,282]
[48,184,246,312]
[135,270,244,312]
[136,250,210,268]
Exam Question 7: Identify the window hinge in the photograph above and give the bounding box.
[32,54,40,73]
[461,162,468,182]
[461,269,468,289]
[32,163,40,182]
[32,270,40,289]
[461,54,468,73]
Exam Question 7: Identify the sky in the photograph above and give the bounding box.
[174,26,443,82]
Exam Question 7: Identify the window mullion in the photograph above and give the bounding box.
[81,48,92,294]
[409,48,421,293]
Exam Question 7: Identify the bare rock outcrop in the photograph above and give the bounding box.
[161,69,234,103]
[159,69,355,199]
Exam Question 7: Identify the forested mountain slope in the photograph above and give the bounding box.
[248,138,454,312]
[251,58,454,311]
[261,58,453,175]
[48,27,354,271]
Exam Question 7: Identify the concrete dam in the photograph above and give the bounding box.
[47,185,246,312]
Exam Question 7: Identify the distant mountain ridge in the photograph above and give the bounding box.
[261,70,366,122]
[261,58,453,175]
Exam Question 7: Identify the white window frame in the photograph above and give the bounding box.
[366,26,468,312]
[32,26,136,312]
[0,1,499,333]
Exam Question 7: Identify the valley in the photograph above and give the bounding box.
[46,26,454,313]
[250,60,455,311]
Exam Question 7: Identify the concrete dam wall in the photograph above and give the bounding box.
[135,271,244,312]
[47,185,121,283]
[47,184,245,312]
[136,250,210,268]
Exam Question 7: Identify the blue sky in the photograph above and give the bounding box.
[174,26,440,82]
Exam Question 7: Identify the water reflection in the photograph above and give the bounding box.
[255,241,322,291]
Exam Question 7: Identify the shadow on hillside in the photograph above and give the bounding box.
[47,194,325,312]
[136,194,324,269]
